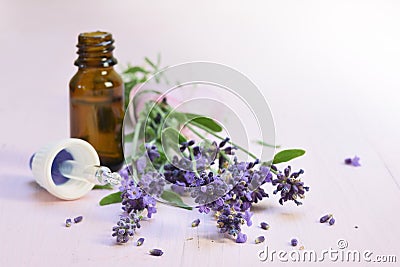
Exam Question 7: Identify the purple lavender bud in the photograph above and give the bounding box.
[74,216,83,224]
[118,229,125,235]
[149,249,164,256]
[291,238,298,246]
[191,219,200,227]
[137,237,145,246]
[187,140,195,146]
[320,214,332,223]
[351,156,361,167]
[344,156,361,166]
[193,146,200,156]
[260,222,270,230]
[219,137,230,148]
[284,166,291,177]
[329,217,335,225]
[65,218,72,227]
[344,158,352,165]
[224,147,233,154]
[244,210,253,227]
[235,232,247,243]
[255,236,265,244]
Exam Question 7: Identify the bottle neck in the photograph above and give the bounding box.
[74,31,118,68]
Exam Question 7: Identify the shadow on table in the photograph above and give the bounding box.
[0,173,60,202]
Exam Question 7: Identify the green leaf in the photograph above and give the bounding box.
[145,57,157,70]
[99,192,122,206]
[123,66,149,75]
[93,184,114,190]
[273,149,306,164]
[255,140,281,148]
[160,190,192,210]
[184,113,222,132]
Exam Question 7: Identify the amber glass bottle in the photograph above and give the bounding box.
[69,31,124,171]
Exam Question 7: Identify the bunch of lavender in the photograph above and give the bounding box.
[111,146,163,244]
[102,92,309,244]
[155,138,309,243]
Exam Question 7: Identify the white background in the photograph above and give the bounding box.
[1,1,400,266]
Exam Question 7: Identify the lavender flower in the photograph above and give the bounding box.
[112,213,140,244]
[190,171,230,205]
[191,219,200,227]
[149,249,164,256]
[137,237,145,246]
[112,165,158,243]
[74,216,83,224]
[260,222,270,230]
[146,144,160,162]
[120,175,157,219]
[243,209,253,226]
[138,171,165,198]
[198,205,211,214]
[272,166,309,206]
[329,217,335,225]
[236,232,247,243]
[255,236,265,244]
[216,205,250,243]
[171,181,187,195]
[320,214,332,223]
[65,218,72,227]
[345,156,361,167]
[136,156,147,174]
[291,238,298,246]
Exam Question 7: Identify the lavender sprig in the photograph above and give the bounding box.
[272,166,309,206]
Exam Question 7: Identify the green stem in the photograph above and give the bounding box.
[131,120,142,160]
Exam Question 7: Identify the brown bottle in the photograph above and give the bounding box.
[69,31,124,171]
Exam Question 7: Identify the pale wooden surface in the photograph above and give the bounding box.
[1,1,400,266]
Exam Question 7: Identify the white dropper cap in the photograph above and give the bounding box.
[30,138,121,200]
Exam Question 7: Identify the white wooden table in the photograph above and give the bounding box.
[1,1,400,266]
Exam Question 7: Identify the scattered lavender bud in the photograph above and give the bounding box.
[187,140,195,146]
[260,222,270,230]
[65,218,72,227]
[319,214,332,223]
[344,158,352,165]
[291,238,298,246]
[191,219,200,227]
[137,237,145,246]
[74,216,83,224]
[255,236,265,244]
[235,232,247,243]
[354,225,358,229]
[344,156,361,167]
[329,217,335,225]
[149,249,163,256]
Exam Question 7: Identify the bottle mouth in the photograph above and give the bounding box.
[79,31,109,38]
[77,31,113,47]
[75,31,117,67]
